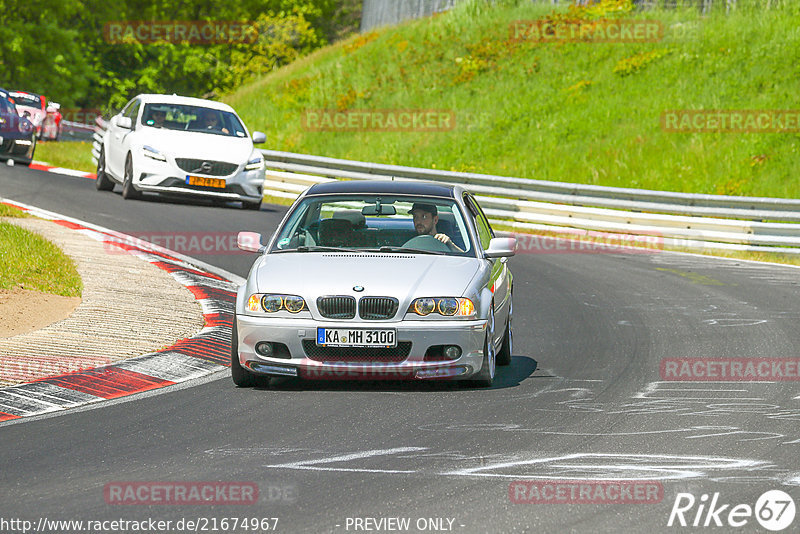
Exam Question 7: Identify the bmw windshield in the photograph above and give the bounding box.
[271,195,475,257]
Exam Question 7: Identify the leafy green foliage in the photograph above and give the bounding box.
[0,0,361,111]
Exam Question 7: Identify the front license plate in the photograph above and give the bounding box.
[316,328,397,348]
[186,175,225,188]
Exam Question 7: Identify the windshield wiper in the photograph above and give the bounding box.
[376,246,445,255]
[273,246,365,253]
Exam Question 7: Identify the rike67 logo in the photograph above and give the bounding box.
[668,490,796,531]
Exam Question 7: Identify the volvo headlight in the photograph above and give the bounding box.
[143,145,167,162]
[244,156,263,171]
[409,297,475,318]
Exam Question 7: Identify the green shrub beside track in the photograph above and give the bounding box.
[0,220,82,297]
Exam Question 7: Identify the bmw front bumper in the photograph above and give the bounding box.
[235,315,489,380]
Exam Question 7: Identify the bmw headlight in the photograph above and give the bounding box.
[408,297,475,318]
[143,145,167,162]
[247,293,306,314]
[244,156,263,171]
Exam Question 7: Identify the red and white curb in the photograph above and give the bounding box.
[29,160,96,180]
[0,200,243,422]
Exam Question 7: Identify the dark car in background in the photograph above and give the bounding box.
[0,88,37,166]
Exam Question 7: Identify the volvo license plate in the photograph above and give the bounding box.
[186,175,225,188]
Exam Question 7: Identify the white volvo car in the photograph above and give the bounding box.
[96,94,267,209]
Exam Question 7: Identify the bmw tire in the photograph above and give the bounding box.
[496,292,513,366]
[468,308,496,388]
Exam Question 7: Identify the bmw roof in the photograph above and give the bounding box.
[305,179,459,198]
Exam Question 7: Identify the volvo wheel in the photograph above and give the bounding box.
[95,146,115,191]
[121,154,141,200]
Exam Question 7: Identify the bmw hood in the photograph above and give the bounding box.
[141,128,255,163]
[252,253,481,304]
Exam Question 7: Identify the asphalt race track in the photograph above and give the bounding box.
[2,164,800,533]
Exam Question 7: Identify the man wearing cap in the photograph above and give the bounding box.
[410,203,464,252]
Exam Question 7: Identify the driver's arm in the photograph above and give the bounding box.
[434,233,464,253]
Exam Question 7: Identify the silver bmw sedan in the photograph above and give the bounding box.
[233,180,515,387]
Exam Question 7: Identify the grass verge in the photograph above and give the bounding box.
[35,141,95,174]
[0,222,83,296]
[0,204,32,218]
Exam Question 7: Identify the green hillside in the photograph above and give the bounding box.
[225,0,800,198]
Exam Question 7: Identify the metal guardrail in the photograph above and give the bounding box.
[91,116,105,162]
[61,120,95,142]
[257,149,800,255]
[91,117,800,254]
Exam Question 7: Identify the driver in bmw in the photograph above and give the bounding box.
[410,203,464,253]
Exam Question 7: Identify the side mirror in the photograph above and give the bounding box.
[117,116,132,129]
[252,131,266,144]
[238,231,265,253]
[484,237,516,258]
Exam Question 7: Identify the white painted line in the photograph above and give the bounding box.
[266,447,427,474]
[49,167,93,178]
[271,466,418,474]
[443,453,767,480]
[9,383,100,406]
[0,390,65,416]
[114,353,222,382]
